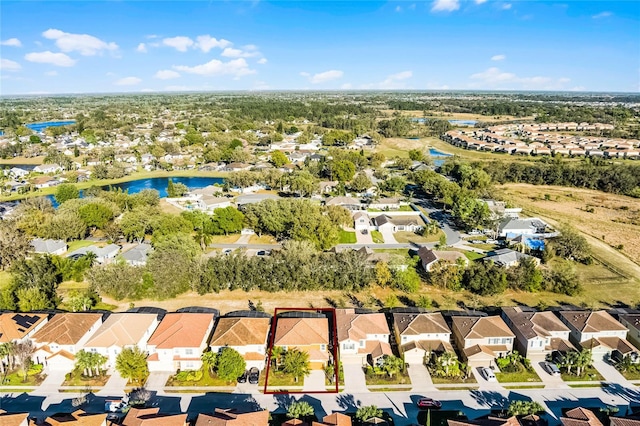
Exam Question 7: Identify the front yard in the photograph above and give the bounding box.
[62,369,110,387]
[166,368,236,387]
[371,231,385,243]
[1,364,45,386]
[363,366,411,386]
[394,230,444,244]
[561,366,604,382]
[259,368,298,387]
[339,230,357,244]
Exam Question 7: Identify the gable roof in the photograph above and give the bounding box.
[42,409,106,426]
[502,307,570,339]
[452,316,515,340]
[147,313,215,349]
[67,244,120,259]
[485,249,531,266]
[0,411,29,426]
[31,238,66,254]
[560,408,604,426]
[335,309,389,343]
[559,310,627,333]
[195,409,269,426]
[273,317,329,346]
[0,313,47,343]
[317,413,352,426]
[393,312,451,336]
[121,243,152,263]
[31,313,102,346]
[123,408,187,426]
[210,317,271,347]
[84,313,157,349]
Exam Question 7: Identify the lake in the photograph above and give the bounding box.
[26,120,76,133]
[45,176,225,207]
[448,119,477,126]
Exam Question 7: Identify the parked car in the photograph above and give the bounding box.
[416,397,442,409]
[248,367,259,384]
[486,239,498,244]
[222,248,233,255]
[542,361,561,377]
[361,229,369,235]
[480,367,497,382]
[237,371,247,383]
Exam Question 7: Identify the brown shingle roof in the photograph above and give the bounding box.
[123,408,187,426]
[393,313,450,336]
[448,416,520,426]
[560,408,603,426]
[452,316,514,340]
[84,313,157,348]
[42,409,106,426]
[147,313,214,349]
[502,307,570,340]
[273,318,328,346]
[210,318,271,347]
[0,313,47,343]
[559,311,627,333]
[31,313,102,346]
[0,411,29,426]
[610,418,640,426]
[321,413,352,426]
[195,409,269,426]
[335,309,389,343]
[401,339,454,354]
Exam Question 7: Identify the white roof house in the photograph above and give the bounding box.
[67,244,120,264]
[31,238,68,256]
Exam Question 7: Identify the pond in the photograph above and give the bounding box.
[26,120,76,132]
[448,119,477,126]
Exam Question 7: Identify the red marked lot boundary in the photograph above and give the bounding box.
[263,307,338,394]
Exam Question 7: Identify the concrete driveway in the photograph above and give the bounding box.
[342,362,368,393]
[379,228,397,244]
[303,370,326,392]
[97,371,128,396]
[472,367,503,390]
[356,229,374,244]
[407,363,435,392]
[145,371,171,393]
[33,369,68,394]
[529,359,568,389]
[593,360,631,385]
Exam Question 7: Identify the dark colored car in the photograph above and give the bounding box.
[237,371,247,383]
[248,367,260,384]
[417,398,442,410]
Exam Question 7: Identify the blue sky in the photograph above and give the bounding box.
[0,1,638,95]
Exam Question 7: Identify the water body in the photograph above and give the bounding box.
[448,119,477,126]
[26,120,76,133]
[44,176,225,207]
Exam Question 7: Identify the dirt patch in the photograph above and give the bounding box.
[496,183,640,273]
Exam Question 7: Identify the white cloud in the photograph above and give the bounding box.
[114,76,142,86]
[221,47,260,58]
[431,0,459,12]
[302,70,344,84]
[140,88,155,92]
[592,11,612,19]
[0,59,21,71]
[341,83,353,89]
[164,85,191,92]
[251,81,270,90]
[173,58,255,78]
[475,0,487,3]
[571,86,586,91]
[501,3,512,9]
[469,67,571,90]
[360,71,413,90]
[146,34,160,39]
[426,82,450,90]
[195,35,232,52]
[45,70,58,76]
[154,69,181,80]
[1,38,22,47]
[491,54,506,61]
[257,58,268,65]
[136,43,147,53]
[42,28,118,56]
[395,5,402,12]
[162,36,194,52]
[25,51,76,67]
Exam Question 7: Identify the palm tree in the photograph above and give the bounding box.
[271,346,284,369]
[201,350,217,374]
[380,355,404,378]
[195,229,212,251]
[282,349,310,383]
[75,350,93,376]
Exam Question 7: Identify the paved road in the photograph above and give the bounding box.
[3,383,639,425]
[414,199,462,245]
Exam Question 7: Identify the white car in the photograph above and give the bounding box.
[480,367,497,382]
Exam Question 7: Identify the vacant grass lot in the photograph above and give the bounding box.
[339,230,357,244]
[394,230,444,244]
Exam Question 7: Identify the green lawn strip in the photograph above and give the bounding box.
[394,230,443,244]
[338,230,357,244]
[561,366,604,382]
[1,370,45,387]
[371,231,385,244]
[67,240,99,252]
[430,375,477,384]
[619,369,640,380]
[62,370,110,387]
[495,370,541,383]
[259,369,298,387]
[568,383,605,388]
[165,369,235,387]
[364,369,411,386]
[503,385,545,389]
[435,386,479,391]
[369,387,412,392]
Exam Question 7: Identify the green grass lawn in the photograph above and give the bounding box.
[394,230,444,244]
[430,375,478,384]
[62,370,109,387]
[66,240,97,252]
[561,366,604,381]
[339,230,357,244]
[371,230,385,243]
[619,368,640,380]
[364,368,411,386]
[259,369,298,387]
[1,368,45,387]
[495,370,541,383]
[165,369,236,387]
[209,234,242,244]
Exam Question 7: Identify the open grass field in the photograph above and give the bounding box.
[394,229,444,244]
[496,183,640,269]
[0,156,46,165]
[377,137,430,158]
[338,230,357,244]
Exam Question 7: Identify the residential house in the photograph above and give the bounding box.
[273,317,330,369]
[368,198,402,210]
[417,247,468,272]
[617,313,640,349]
[195,408,269,426]
[83,313,159,369]
[610,416,640,426]
[33,164,63,174]
[121,243,152,266]
[209,316,271,370]
[31,313,103,373]
[224,162,252,172]
[451,316,515,367]
[319,181,339,194]
[66,244,120,264]
[393,312,453,364]
[40,409,107,425]
[0,410,28,426]
[313,413,353,426]
[353,212,371,232]
[146,313,216,372]
[335,308,392,366]
[558,310,634,359]
[482,200,522,219]
[325,196,363,211]
[448,416,521,426]
[501,306,575,359]
[484,249,539,268]
[31,238,68,256]
[8,167,29,178]
[197,196,232,213]
[560,408,603,426]
[122,407,188,426]
[372,215,425,233]
[0,313,48,344]
[498,218,548,238]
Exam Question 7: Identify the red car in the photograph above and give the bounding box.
[417,398,442,409]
